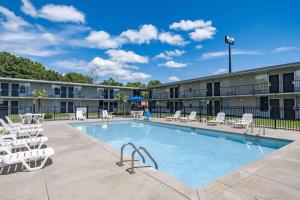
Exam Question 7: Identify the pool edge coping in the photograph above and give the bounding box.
[66,118,300,199]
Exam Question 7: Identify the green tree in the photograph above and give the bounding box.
[147,80,161,87]
[100,77,123,86]
[0,52,93,84]
[115,92,128,104]
[87,67,99,84]
[115,92,128,114]
[125,82,145,87]
[140,91,147,98]
[32,89,48,112]
[63,72,93,84]
[0,52,64,81]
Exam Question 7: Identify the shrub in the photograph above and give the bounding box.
[44,112,53,119]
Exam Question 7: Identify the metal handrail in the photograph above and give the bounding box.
[257,124,265,136]
[244,123,254,135]
[116,142,145,166]
[128,146,158,174]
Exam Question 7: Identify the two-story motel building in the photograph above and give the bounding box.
[0,77,141,115]
[148,62,300,119]
[0,62,300,119]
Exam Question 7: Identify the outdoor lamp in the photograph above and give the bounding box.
[225,35,235,73]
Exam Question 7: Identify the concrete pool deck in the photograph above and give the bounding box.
[0,118,300,200]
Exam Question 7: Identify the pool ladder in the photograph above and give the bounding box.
[116,142,158,174]
[244,124,254,135]
[256,124,265,136]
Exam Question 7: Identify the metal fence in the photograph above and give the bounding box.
[0,105,134,122]
[148,105,300,131]
[1,105,300,131]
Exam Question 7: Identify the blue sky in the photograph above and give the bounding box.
[0,0,299,83]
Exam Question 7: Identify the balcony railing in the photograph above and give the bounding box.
[149,81,300,100]
[181,89,207,98]
[0,89,136,100]
[220,83,269,96]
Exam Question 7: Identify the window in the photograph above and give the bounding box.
[74,86,81,97]
[52,85,61,95]
[109,90,114,99]
[54,88,60,95]
[104,89,109,99]
[19,85,25,93]
[1,83,9,96]
[19,83,30,94]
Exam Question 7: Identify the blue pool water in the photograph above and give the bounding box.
[70,120,290,188]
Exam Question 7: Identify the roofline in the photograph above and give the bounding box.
[1,62,299,90]
[149,61,300,88]
[0,77,141,90]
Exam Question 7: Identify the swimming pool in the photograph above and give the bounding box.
[70,120,290,188]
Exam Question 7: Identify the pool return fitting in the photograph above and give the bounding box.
[116,142,158,174]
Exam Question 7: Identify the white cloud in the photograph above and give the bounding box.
[170,19,217,42]
[20,0,38,17]
[39,4,85,23]
[170,19,213,31]
[201,49,264,60]
[6,46,62,57]
[195,44,203,49]
[0,7,64,57]
[155,49,185,60]
[86,31,122,49]
[121,24,158,44]
[0,6,29,31]
[106,49,148,63]
[168,76,180,82]
[41,32,58,44]
[189,26,216,41]
[125,72,151,80]
[89,57,151,80]
[159,60,187,68]
[212,68,227,75]
[20,0,85,23]
[0,31,34,42]
[0,41,62,57]
[273,46,298,53]
[158,32,188,46]
[52,59,88,71]
[201,51,227,59]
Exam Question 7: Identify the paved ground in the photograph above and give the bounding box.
[1,118,300,200]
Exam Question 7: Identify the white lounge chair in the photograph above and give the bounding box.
[166,111,181,121]
[0,136,48,152]
[20,114,32,124]
[102,110,113,119]
[6,116,42,129]
[32,113,45,123]
[0,147,55,171]
[233,113,253,130]
[0,134,17,141]
[180,111,197,122]
[76,110,86,120]
[0,119,43,138]
[207,112,225,126]
[131,111,143,118]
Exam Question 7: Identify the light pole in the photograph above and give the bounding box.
[225,35,235,73]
